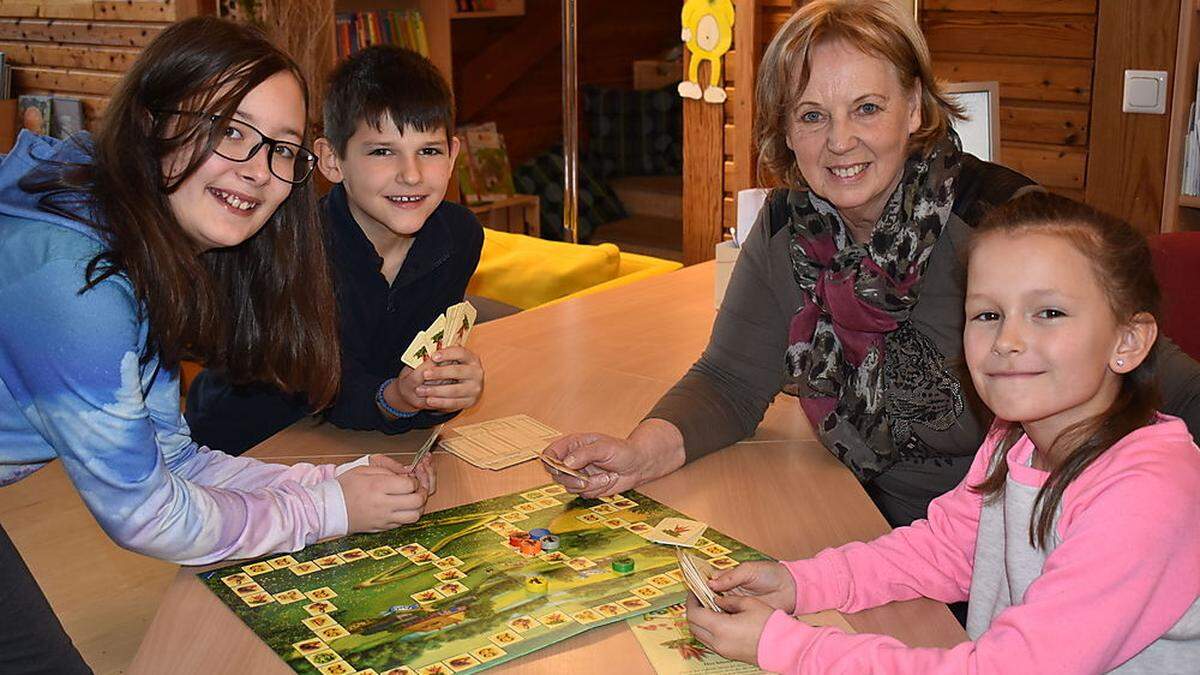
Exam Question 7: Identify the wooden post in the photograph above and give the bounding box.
[733,0,759,193]
[682,50,725,265]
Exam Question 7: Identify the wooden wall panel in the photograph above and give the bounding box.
[999,100,1088,146]
[922,11,1095,59]
[922,2,1098,204]
[930,54,1092,104]
[2,1,207,132]
[0,41,138,70]
[0,18,163,46]
[1001,142,1086,191]
[923,0,1094,11]
[12,65,120,95]
[1083,0,1178,233]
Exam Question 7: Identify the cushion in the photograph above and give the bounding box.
[582,84,683,178]
[467,228,622,309]
[513,148,627,242]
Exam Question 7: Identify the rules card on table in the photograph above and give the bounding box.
[439,414,561,470]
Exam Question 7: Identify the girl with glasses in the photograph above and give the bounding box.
[0,17,432,673]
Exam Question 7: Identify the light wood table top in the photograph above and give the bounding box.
[130,262,966,673]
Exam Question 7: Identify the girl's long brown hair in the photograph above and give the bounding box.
[967,192,1161,549]
[22,17,340,409]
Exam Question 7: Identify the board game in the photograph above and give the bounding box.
[201,484,770,675]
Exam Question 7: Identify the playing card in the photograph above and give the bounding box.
[448,301,477,347]
[677,548,723,612]
[425,314,448,352]
[409,423,444,469]
[538,451,587,479]
[649,517,708,547]
[401,330,431,369]
[443,303,464,347]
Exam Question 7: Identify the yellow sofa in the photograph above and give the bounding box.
[466,228,682,310]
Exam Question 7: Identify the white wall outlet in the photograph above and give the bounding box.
[1122,69,1168,114]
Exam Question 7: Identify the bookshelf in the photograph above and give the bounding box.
[334,0,454,87]
[1163,0,1200,231]
[331,1,528,91]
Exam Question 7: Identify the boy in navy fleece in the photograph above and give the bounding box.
[188,46,485,454]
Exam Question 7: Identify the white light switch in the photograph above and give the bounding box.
[1123,69,1168,114]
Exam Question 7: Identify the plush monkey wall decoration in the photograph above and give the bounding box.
[678,0,735,103]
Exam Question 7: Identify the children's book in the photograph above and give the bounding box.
[460,124,515,203]
[334,9,428,59]
[18,95,52,136]
[50,96,84,139]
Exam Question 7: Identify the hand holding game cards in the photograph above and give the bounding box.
[398,301,483,412]
[402,301,478,369]
[703,559,798,614]
[677,548,723,612]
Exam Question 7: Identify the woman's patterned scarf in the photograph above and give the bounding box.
[785,135,962,480]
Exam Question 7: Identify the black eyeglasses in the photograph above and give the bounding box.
[159,110,317,185]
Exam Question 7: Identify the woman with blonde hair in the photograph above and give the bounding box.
[544,0,1200,527]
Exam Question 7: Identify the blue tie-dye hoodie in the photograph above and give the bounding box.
[0,131,348,564]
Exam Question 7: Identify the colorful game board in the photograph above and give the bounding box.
[201,485,770,675]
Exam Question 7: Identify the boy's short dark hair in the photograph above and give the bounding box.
[323,46,454,155]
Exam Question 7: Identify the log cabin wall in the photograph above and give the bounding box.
[1,1,213,132]
[921,1,1097,203]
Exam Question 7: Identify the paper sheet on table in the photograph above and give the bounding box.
[627,603,854,675]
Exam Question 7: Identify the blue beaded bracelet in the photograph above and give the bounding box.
[376,378,418,419]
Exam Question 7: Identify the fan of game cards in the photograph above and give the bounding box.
[677,548,724,612]
[401,301,478,369]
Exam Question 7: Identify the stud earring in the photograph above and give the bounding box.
[1116,358,1125,368]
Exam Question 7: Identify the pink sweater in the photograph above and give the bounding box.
[758,415,1200,674]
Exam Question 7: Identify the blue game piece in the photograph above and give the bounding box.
[529,528,551,540]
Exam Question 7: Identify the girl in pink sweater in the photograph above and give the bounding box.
[687,192,1200,673]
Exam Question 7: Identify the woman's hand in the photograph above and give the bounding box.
[337,458,429,532]
[686,593,776,665]
[540,419,687,498]
[708,561,797,613]
[418,346,484,412]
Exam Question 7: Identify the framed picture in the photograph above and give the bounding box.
[944,80,1001,163]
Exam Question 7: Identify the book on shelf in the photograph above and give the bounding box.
[335,9,429,60]
[1185,62,1200,197]
[16,95,85,139]
[0,52,8,100]
[18,95,51,136]
[50,96,84,139]
[456,122,515,205]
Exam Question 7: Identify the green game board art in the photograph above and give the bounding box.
[200,485,770,675]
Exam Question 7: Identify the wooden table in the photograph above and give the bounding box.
[468,194,540,238]
[130,263,966,673]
